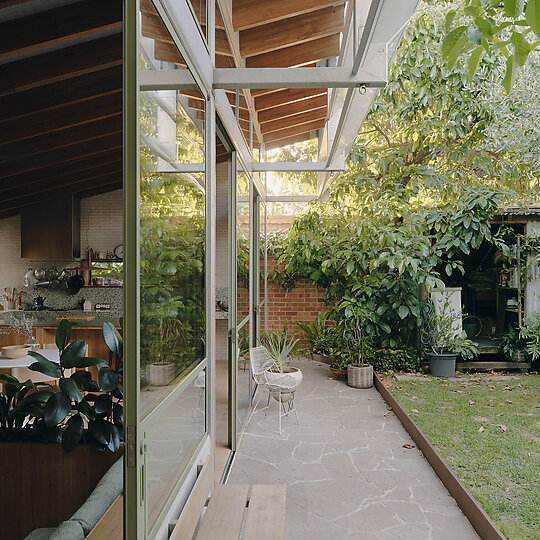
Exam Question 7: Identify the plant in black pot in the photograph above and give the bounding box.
[498,324,528,362]
[422,300,478,377]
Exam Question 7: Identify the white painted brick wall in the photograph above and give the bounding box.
[0,190,123,288]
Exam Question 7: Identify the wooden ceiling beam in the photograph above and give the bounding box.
[0,91,122,144]
[154,39,235,68]
[0,115,122,161]
[232,0,346,31]
[265,132,313,150]
[260,107,327,135]
[0,66,122,123]
[0,153,122,193]
[0,34,122,96]
[255,88,326,111]
[141,11,232,56]
[0,174,123,216]
[0,0,122,59]
[239,5,344,58]
[0,166,122,205]
[258,94,328,123]
[264,120,324,143]
[0,133,122,180]
[246,34,341,68]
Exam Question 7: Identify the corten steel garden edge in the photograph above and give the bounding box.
[374,373,506,540]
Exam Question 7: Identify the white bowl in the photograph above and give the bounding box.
[1,345,31,359]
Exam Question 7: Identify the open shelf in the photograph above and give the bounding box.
[91,258,123,263]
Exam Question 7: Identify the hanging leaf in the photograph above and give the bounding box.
[525,0,540,37]
[502,55,514,93]
[60,340,87,368]
[59,377,82,404]
[98,367,119,392]
[102,322,123,355]
[467,46,483,80]
[43,392,71,427]
[55,319,72,351]
[503,0,525,19]
[28,352,61,378]
[61,413,84,452]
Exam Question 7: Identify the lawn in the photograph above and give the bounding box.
[385,373,540,540]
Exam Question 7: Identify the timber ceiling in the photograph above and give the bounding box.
[0,0,123,219]
[0,0,346,218]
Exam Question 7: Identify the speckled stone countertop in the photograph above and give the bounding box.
[0,310,120,327]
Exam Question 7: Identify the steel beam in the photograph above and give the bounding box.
[213,67,386,89]
[252,161,344,173]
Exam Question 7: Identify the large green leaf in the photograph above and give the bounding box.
[502,55,515,92]
[43,392,71,427]
[94,394,112,415]
[59,377,82,403]
[467,46,483,80]
[55,319,72,351]
[28,352,61,378]
[503,0,525,19]
[511,31,531,66]
[525,0,540,37]
[60,340,87,367]
[102,322,123,355]
[98,367,119,392]
[442,25,467,59]
[61,413,83,452]
[61,356,106,369]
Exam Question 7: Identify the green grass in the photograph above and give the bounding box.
[386,373,540,539]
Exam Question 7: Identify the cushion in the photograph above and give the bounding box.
[24,528,56,540]
[70,458,123,535]
[49,521,85,540]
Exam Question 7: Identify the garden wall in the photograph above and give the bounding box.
[237,256,326,339]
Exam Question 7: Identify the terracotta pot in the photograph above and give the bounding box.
[312,352,331,364]
[0,441,122,540]
[148,363,175,386]
[329,366,347,380]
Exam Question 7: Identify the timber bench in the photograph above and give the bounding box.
[194,484,286,540]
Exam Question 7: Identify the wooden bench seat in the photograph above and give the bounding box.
[195,484,286,540]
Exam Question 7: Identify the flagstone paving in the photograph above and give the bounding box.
[228,358,479,539]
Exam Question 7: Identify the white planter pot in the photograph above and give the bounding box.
[267,367,303,402]
[148,363,175,386]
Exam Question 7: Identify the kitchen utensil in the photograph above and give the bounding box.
[46,267,58,280]
[33,296,46,309]
[67,270,85,293]
[34,268,46,280]
[23,268,37,287]
[1,345,31,359]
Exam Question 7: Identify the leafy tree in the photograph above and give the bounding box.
[442,0,540,92]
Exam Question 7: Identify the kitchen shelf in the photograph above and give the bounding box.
[506,308,519,313]
[91,258,123,263]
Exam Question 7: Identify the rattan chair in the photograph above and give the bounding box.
[249,346,300,434]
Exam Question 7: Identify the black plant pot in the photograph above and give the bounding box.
[427,352,458,378]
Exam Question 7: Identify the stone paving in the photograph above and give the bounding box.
[228,358,479,539]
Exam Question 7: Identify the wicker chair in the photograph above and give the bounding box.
[249,346,300,434]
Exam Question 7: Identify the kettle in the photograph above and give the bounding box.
[34,296,46,309]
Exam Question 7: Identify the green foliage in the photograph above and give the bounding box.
[0,319,123,453]
[371,348,424,373]
[497,324,528,359]
[262,321,301,368]
[276,185,508,347]
[295,310,331,352]
[326,325,375,370]
[519,312,540,360]
[443,0,540,92]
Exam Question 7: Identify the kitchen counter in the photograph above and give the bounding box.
[0,309,120,327]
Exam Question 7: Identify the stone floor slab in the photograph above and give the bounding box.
[228,358,479,539]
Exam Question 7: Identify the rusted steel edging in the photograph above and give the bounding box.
[374,373,506,540]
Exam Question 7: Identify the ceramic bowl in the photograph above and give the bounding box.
[1,345,31,359]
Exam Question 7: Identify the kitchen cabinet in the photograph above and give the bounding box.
[21,196,80,259]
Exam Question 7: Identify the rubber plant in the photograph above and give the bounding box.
[0,319,124,453]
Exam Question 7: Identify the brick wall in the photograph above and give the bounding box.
[236,256,326,339]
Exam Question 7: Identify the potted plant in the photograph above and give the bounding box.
[262,321,303,388]
[498,324,528,362]
[147,318,186,386]
[0,319,123,539]
[327,326,359,380]
[347,324,375,389]
[422,299,478,377]
[295,309,332,363]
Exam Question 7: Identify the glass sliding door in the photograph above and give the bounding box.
[234,163,251,445]
[124,3,210,537]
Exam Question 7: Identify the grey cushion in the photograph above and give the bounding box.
[49,521,85,540]
[24,528,56,540]
[70,458,123,535]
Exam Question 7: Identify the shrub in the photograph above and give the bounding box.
[372,348,423,373]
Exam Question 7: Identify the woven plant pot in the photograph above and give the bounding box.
[347,364,373,389]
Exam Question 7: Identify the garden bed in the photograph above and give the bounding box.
[383,373,540,540]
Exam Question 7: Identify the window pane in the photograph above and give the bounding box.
[145,369,206,528]
[237,169,250,325]
[139,88,206,419]
[237,320,251,432]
